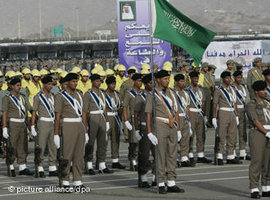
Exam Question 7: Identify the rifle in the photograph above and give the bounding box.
[34,135,42,178]
[5,137,14,176]
[57,127,68,188]
[214,128,220,165]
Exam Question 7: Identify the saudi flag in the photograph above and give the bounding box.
[152,0,216,66]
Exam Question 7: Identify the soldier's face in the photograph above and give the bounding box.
[92,79,101,88]
[145,81,152,91]
[134,79,142,88]
[235,75,242,84]
[159,76,169,88]
[108,82,116,91]
[24,74,31,80]
[81,76,88,82]
[33,76,40,82]
[184,66,189,72]
[119,71,125,77]
[256,61,262,68]
[223,76,231,85]
[257,89,267,98]
[176,79,185,89]
[11,82,21,93]
[44,82,53,91]
[227,64,233,70]
[203,67,208,72]
[191,77,198,86]
[68,79,78,90]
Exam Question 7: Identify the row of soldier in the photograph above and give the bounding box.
[1,57,270,196]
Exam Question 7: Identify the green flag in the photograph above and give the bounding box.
[152,0,216,66]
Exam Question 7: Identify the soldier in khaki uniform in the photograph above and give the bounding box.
[120,68,136,141]
[174,74,194,167]
[247,57,264,100]
[212,71,241,165]
[105,76,125,169]
[187,71,212,164]
[54,73,88,189]
[145,70,184,194]
[82,74,112,175]
[232,71,250,160]
[31,75,57,178]
[134,74,155,188]
[123,73,142,171]
[2,76,34,176]
[222,60,235,83]
[246,80,270,199]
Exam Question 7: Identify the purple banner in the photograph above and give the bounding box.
[117,0,171,71]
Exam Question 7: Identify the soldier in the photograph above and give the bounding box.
[98,70,107,91]
[105,76,125,169]
[120,68,136,142]
[246,80,270,199]
[232,71,250,160]
[162,61,174,88]
[212,71,241,165]
[123,73,143,171]
[247,57,264,99]
[21,68,32,89]
[77,70,91,94]
[31,75,58,178]
[134,74,155,187]
[27,69,41,109]
[145,70,184,194]
[59,71,68,90]
[2,76,34,176]
[174,74,193,167]
[54,73,88,189]
[187,71,212,164]
[50,72,60,96]
[179,62,191,87]
[82,74,112,175]
[115,65,128,91]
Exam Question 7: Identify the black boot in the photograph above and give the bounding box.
[112,162,126,169]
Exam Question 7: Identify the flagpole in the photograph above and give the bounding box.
[148,0,159,194]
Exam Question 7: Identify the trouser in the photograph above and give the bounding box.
[128,116,138,161]
[237,108,247,151]
[189,112,205,156]
[249,129,270,189]
[9,121,27,165]
[138,124,155,175]
[108,116,120,159]
[156,121,177,184]
[62,122,85,182]
[86,114,107,164]
[179,116,190,160]
[217,110,237,157]
[204,88,212,123]
[37,121,57,167]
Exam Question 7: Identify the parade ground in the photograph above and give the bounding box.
[0,128,251,200]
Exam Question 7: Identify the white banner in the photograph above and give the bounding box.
[202,40,270,79]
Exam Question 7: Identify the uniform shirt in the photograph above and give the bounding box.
[213,85,237,108]
[175,89,190,115]
[2,93,28,120]
[77,80,92,94]
[105,90,121,113]
[82,89,106,113]
[246,98,270,126]
[145,86,178,119]
[232,83,249,106]
[123,88,141,119]
[54,89,83,119]
[115,75,128,91]
[120,78,133,103]
[33,91,54,118]
[187,85,205,109]
[134,90,148,123]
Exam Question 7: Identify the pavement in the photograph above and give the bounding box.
[0,128,252,199]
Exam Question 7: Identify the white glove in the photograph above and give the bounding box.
[54,135,60,149]
[188,122,193,136]
[204,116,208,124]
[106,122,110,132]
[177,131,182,142]
[266,132,270,139]
[212,118,218,129]
[31,125,37,137]
[236,116,239,126]
[125,121,132,131]
[148,133,158,145]
[85,133,89,144]
[135,130,142,141]
[2,127,8,139]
